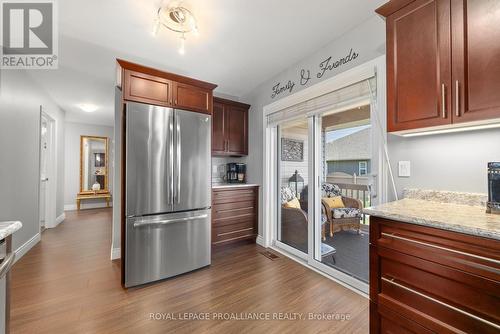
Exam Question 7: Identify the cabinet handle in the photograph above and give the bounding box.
[441,83,446,118]
[381,232,500,264]
[455,80,460,117]
[381,276,500,330]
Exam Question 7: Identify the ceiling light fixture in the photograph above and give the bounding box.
[152,2,198,55]
[78,104,99,113]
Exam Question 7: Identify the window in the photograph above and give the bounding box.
[358,161,367,176]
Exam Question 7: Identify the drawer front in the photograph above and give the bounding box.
[212,220,256,245]
[213,188,256,205]
[371,302,434,334]
[213,200,256,220]
[376,247,500,334]
[370,217,500,281]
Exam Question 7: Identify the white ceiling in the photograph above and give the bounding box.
[28,0,385,126]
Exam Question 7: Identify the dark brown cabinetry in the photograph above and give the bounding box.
[212,97,250,156]
[117,59,216,114]
[377,0,500,132]
[370,217,500,334]
[212,186,258,246]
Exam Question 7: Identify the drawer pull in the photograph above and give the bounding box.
[216,206,254,213]
[217,227,254,237]
[381,276,500,330]
[381,232,500,265]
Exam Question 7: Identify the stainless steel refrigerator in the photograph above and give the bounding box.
[125,101,211,287]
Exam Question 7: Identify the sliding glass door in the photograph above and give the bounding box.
[271,77,382,293]
[276,117,310,258]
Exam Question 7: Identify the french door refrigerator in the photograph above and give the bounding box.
[125,101,211,287]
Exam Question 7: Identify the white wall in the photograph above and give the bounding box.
[64,122,114,210]
[388,129,500,199]
[0,70,66,254]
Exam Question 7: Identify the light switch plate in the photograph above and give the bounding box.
[398,161,411,177]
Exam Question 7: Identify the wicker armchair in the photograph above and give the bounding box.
[280,187,328,250]
[301,183,363,238]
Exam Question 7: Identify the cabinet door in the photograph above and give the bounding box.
[226,106,248,155]
[452,0,500,123]
[174,82,212,114]
[212,102,226,154]
[123,70,173,106]
[387,0,452,132]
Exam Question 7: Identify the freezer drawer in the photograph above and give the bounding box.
[125,210,211,287]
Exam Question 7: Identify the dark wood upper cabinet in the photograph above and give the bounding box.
[174,82,212,114]
[212,97,250,156]
[377,0,500,132]
[384,0,452,132]
[117,59,217,114]
[451,0,500,123]
[123,70,173,107]
[212,101,226,154]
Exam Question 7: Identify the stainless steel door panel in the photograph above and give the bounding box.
[126,102,174,216]
[125,210,211,287]
[173,110,211,212]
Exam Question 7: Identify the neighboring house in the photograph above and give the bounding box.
[326,127,371,176]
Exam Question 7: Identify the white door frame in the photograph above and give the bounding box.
[39,107,57,230]
[261,56,387,295]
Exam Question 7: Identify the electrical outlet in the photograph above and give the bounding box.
[398,161,411,177]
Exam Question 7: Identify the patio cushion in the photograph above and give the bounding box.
[321,183,342,198]
[283,198,301,209]
[280,186,296,204]
[332,207,362,219]
[323,196,344,208]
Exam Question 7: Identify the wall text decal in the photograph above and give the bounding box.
[270,48,359,99]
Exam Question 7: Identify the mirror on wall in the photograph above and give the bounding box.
[79,136,109,195]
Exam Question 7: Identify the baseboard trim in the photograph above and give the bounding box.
[111,247,121,260]
[15,233,41,263]
[256,235,265,247]
[46,212,65,229]
[65,203,113,211]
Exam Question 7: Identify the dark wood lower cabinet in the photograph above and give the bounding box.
[370,217,500,334]
[212,186,258,246]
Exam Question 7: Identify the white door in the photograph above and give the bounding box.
[39,112,55,230]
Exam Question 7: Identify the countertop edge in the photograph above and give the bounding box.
[0,221,23,240]
[364,208,500,241]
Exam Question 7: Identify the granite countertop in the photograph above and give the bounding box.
[0,221,22,240]
[364,198,500,240]
[212,183,260,189]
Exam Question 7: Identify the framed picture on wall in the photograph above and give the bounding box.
[281,138,304,162]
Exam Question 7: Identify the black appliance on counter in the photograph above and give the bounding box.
[487,162,500,214]
[226,163,246,183]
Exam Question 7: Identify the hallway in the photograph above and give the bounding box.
[10,209,368,334]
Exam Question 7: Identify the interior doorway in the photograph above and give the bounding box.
[39,110,56,231]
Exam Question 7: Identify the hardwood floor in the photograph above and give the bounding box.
[10,208,368,334]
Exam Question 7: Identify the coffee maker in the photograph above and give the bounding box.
[487,162,500,214]
[226,163,246,183]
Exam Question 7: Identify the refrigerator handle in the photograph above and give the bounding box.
[175,111,181,204]
[169,112,175,205]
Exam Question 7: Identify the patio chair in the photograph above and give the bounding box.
[301,183,363,237]
[280,187,329,252]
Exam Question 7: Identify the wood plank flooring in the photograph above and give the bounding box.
[10,208,368,333]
